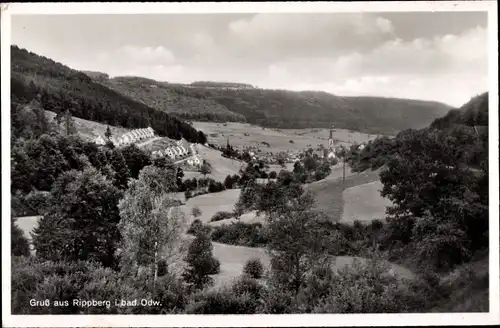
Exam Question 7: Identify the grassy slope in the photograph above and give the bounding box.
[182,145,246,182]
[305,167,382,222]
[342,180,392,223]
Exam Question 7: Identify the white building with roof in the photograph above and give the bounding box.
[94,135,106,146]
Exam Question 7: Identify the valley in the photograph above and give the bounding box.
[9,43,490,315]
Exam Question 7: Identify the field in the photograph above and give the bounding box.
[180,189,242,224]
[192,121,380,154]
[305,167,382,222]
[342,181,392,223]
[183,145,246,182]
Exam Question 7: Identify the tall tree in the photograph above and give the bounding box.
[63,109,77,136]
[265,191,333,294]
[107,148,131,190]
[182,229,220,290]
[200,161,212,178]
[118,165,186,282]
[105,126,112,140]
[32,167,122,268]
[12,218,30,257]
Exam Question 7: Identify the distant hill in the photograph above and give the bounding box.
[81,70,110,81]
[430,92,489,130]
[11,46,206,144]
[89,73,453,134]
[189,81,255,89]
[95,76,247,123]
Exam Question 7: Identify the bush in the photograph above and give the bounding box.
[243,258,264,279]
[310,259,431,313]
[210,211,234,222]
[289,140,294,143]
[184,190,193,200]
[185,287,257,314]
[187,219,203,235]
[210,222,268,247]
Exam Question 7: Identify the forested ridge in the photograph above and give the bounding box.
[92,73,453,134]
[97,76,247,123]
[11,45,207,144]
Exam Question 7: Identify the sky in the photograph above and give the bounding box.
[11,12,489,107]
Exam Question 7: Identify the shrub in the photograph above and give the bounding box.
[187,219,203,235]
[310,259,431,313]
[185,287,256,314]
[184,190,193,200]
[243,258,264,279]
[289,140,294,143]
[210,211,234,222]
[210,222,268,247]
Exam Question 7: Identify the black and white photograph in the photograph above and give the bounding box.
[2,1,498,327]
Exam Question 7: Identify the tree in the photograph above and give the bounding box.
[269,171,278,179]
[379,127,488,270]
[121,144,151,179]
[63,109,77,136]
[105,126,112,140]
[200,162,212,177]
[32,167,122,268]
[12,219,30,257]
[233,201,245,220]
[191,206,202,219]
[266,192,333,294]
[176,167,185,191]
[182,229,220,290]
[118,165,186,282]
[224,175,234,189]
[107,148,131,190]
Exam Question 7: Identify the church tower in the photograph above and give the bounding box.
[328,124,334,149]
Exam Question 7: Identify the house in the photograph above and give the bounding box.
[178,146,188,156]
[121,134,131,145]
[189,144,197,155]
[131,131,140,141]
[172,147,181,157]
[192,155,202,166]
[94,135,106,146]
[147,127,155,137]
[164,148,175,160]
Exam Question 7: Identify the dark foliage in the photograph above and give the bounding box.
[243,258,264,279]
[210,211,234,222]
[211,222,269,247]
[12,220,31,257]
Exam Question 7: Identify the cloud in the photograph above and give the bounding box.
[120,45,176,65]
[11,13,488,106]
[226,13,396,61]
